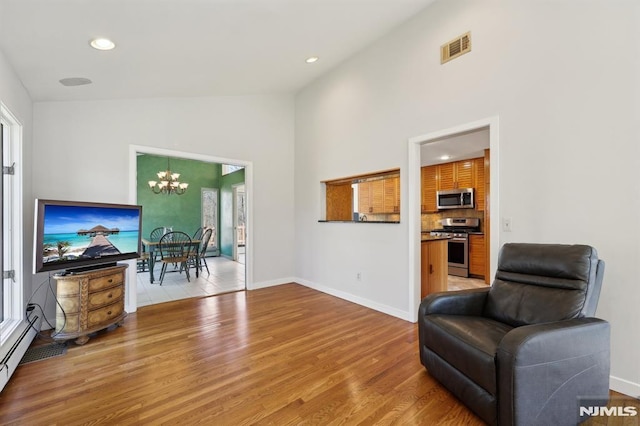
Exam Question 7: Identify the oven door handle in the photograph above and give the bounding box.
[451,237,467,242]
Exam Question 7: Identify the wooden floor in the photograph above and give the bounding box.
[0,284,483,425]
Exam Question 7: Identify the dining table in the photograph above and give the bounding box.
[141,237,201,283]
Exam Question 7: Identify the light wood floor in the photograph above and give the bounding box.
[0,284,483,425]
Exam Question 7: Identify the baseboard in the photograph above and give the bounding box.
[248,277,297,290]
[0,316,39,392]
[294,278,412,322]
[610,375,640,398]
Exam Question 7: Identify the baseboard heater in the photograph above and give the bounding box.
[0,315,39,392]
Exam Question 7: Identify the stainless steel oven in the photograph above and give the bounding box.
[447,234,469,277]
[430,217,479,278]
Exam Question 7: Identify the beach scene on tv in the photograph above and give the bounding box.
[42,204,140,266]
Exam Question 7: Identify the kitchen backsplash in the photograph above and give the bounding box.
[422,209,484,232]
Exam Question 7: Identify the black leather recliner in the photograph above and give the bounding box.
[418,243,610,426]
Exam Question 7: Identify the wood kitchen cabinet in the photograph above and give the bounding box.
[52,264,128,345]
[469,234,486,279]
[473,157,485,212]
[359,177,399,214]
[421,239,448,298]
[421,156,486,213]
[438,160,474,190]
[421,165,438,213]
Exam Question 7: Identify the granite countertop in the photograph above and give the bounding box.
[318,220,400,224]
[421,235,451,242]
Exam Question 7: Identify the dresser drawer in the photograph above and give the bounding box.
[88,286,123,309]
[57,296,81,314]
[89,272,123,292]
[87,301,124,328]
[55,279,82,298]
[56,312,80,333]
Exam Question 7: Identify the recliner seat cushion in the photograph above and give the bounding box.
[422,314,513,395]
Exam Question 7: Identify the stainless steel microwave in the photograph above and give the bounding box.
[437,188,474,210]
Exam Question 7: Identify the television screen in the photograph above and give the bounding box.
[34,199,142,273]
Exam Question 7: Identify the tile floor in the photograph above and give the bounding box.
[447,275,488,291]
[136,256,246,308]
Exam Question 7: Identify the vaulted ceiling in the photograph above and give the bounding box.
[0,0,435,102]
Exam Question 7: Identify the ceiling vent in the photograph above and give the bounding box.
[441,32,471,64]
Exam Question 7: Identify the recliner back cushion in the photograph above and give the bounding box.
[484,243,599,327]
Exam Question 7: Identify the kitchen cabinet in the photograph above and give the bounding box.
[421,157,486,213]
[421,165,438,213]
[52,264,128,345]
[438,160,473,190]
[474,157,485,211]
[421,239,448,298]
[359,177,399,214]
[384,175,400,213]
[469,234,485,279]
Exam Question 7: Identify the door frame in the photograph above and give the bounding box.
[232,183,245,262]
[127,145,253,312]
[407,116,500,321]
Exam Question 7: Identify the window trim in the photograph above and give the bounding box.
[0,102,24,345]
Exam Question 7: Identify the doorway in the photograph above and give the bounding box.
[127,145,253,312]
[407,116,500,321]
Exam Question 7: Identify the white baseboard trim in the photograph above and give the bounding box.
[610,375,640,398]
[248,277,297,291]
[294,278,412,322]
[0,316,39,392]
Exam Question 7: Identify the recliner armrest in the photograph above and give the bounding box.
[497,318,610,425]
[419,288,489,317]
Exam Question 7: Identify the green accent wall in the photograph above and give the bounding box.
[220,169,245,257]
[136,155,221,240]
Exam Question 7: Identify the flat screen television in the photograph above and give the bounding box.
[33,199,142,274]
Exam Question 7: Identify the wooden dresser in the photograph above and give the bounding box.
[52,264,127,345]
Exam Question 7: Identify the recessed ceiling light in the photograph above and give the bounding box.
[440,155,451,160]
[305,56,319,64]
[90,38,116,51]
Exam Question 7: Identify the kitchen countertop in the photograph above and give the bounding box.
[421,235,451,242]
[318,220,400,224]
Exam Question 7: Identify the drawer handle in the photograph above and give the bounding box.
[107,310,112,315]
[108,279,113,283]
[108,293,113,299]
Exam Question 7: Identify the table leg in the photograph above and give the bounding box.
[148,246,156,283]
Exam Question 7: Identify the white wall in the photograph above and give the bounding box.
[32,95,296,291]
[294,0,640,395]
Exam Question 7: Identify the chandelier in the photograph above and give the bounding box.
[148,158,189,195]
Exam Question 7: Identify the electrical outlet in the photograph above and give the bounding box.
[503,217,512,232]
[356,272,362,281]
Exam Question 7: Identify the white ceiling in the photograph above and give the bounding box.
[420,127,489,166]
[0,0,436,102]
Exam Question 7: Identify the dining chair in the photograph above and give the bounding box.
[189,228,213,275]
[150,226,166,241]
[158,231,192,285]
[192,227,203,241]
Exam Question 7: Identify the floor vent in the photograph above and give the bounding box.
[441,32,471,64]
[19,343,67,365]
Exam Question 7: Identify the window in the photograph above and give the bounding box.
[0,103,24,344]
[222,164,244,176]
